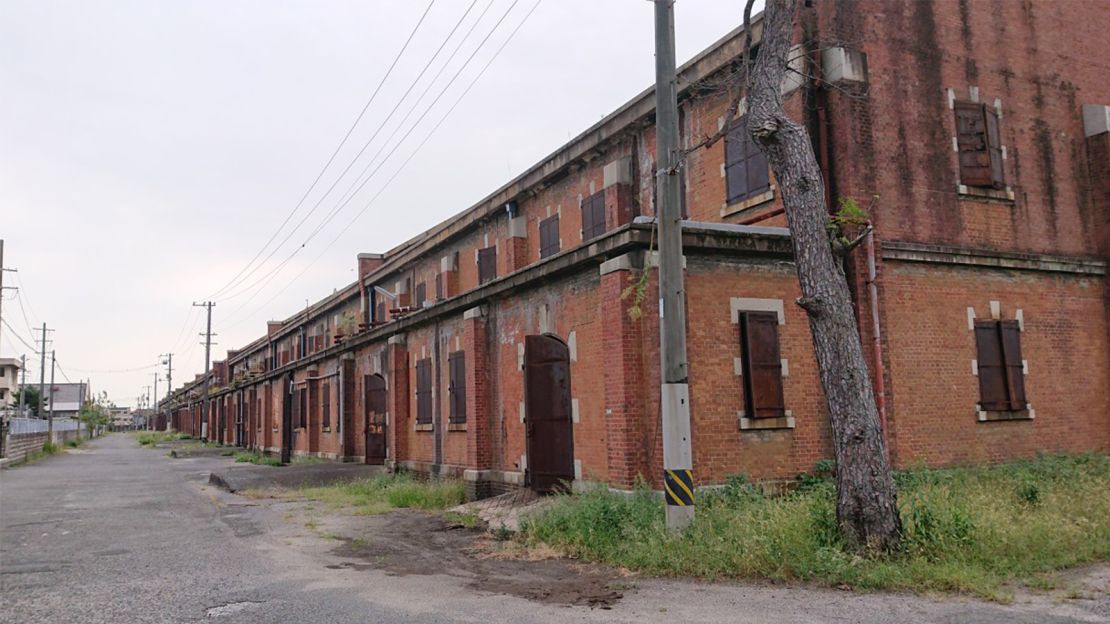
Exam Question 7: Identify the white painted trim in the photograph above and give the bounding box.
[967,306,977,330]
[990,300,1001,320]
[519,401,525,423]
[1015,309,1024,331]
[734,357,744,376]
[730,297,786,325]
[574,459,582,480]
[780,358,789,378]
[971,359,978,376]
[571,398,580,424]
[567,330,578,362]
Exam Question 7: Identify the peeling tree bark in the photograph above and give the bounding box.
[746,0,902,551]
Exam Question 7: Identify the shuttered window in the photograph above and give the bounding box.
[738,311,786,419]
[448,351,466,424]
[539,215,560,259]
[975,319,1026,411]
[955,101,1005,189]
[414,282,426,309]
[725,115,771,204]
[322,382,331,429]
[581,192,607,240]
[415,358,432,424]
[434,272,443,300]
[478,246,497,285]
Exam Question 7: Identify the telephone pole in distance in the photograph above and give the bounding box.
[193,302,215,440]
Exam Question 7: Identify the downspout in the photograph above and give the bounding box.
[864,227,890,461]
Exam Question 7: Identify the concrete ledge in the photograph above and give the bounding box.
[738,413,796,430]
[883,241,1106,275]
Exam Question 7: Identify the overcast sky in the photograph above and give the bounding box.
[1,0,754,407]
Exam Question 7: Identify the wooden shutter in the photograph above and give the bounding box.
[739,312,786,418]
[414,282,426,309]
[998,320,1026,409]
[725,115,771,203]
[478,247,497,284]
[448,351,466,424]
[974,320,1009,411]
[434,273,443,300]
[984,107,1005,189]
[322,382,330,428]
[415,358,432,424]
[581,192,607,240]
[539,215,560,259]
[376,299,386,324]
[955,102,993,187]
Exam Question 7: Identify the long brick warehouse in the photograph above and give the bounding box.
[158,0,1110,498]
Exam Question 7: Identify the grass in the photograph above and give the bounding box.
[292,472,466,515]
[233,451,283,467]
[519,454,1110,600]
[291,455,325,465]
[65,437,86,448]
[133,431,192,446]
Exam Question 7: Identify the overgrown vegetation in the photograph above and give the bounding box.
[283,473,466,515]
[519,454,1110,599]
[233,451,283,467]
[133,431,192,446]
[65,437,86,448]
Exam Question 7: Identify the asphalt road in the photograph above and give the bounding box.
[1,434,1104,623]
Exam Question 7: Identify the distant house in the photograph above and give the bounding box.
[44,383,88,420]
[0,358,21,419]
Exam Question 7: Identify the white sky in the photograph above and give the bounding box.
[1,0,755,406]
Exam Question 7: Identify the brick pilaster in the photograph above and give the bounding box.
[600,255,649,489]
[386,336,409,467]
[505,236,529,273]
[463,307,492,471]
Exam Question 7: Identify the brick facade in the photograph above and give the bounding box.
[162,1,1109,497]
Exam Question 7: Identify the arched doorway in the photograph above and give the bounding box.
[524,334,574,493]
[364,374,387,465]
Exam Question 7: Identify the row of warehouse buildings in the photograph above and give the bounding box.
[155,0,1110,499]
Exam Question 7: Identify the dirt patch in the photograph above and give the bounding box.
[330,509,626,608]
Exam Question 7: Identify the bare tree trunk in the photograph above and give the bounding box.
[746,0,901,550]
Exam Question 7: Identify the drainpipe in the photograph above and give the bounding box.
[864,226,890,461]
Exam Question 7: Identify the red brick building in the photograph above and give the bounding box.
[165,0,1109,497]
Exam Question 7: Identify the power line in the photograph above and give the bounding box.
[220,0,541,333]
[218,1,528,329]
[1,317,38,353]
[200,0,439,302]
[57,361,159,374]
[212,0,486,307]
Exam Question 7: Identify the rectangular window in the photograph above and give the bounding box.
[322,381,331,429]
[414,282,426,309]
[955,101,1005,189]
[478,246,497,285]
[539,214,561,259]
[581,191,607,240]
[448,351,466,424]
[415,358,432,425]
[974,319,1026,411]
[738,311,785,418]
[725,115,771,204]
[434,272,443,300]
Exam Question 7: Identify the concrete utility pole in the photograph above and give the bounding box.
[653,0,695,530]
[153,371,159,415]
[161,353,173,431]
[38,323,53,421]
[18,354,26,417]
[47,350,56,443]
[0,240,18,356]
[193,301,215,440]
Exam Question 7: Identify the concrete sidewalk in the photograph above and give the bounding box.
[208,460,386,493]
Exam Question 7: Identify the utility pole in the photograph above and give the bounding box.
[0,240,18,356]
[18,354,26,417]
[653,0,694,530]
[193,302,215,441]
[38,323,53,421]
[161,353,173,431]
[47,350,56,443]
[153,371,159,414]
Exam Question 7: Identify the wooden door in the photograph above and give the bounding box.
[524,334,574,493]
[364,374,387,465]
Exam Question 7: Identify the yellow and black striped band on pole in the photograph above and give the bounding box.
[664,469,694,506]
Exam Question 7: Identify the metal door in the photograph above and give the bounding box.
[524,334,575,493]
[281,374,293,464]
[364,374,387,465]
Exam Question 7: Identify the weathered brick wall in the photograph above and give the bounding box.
[883,262,1110,466]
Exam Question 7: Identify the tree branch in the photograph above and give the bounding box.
[831,224,873,256]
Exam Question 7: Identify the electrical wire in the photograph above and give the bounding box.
[220,0,541,334]
[212,0,485,306]
[2,318,39,353]
[199,0,439,302]
[218,1,525,328]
